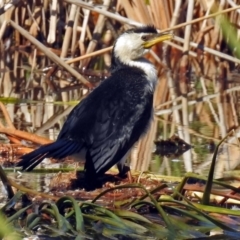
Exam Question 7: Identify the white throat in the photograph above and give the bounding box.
[114,34,158,92]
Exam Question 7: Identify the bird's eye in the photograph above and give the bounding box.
[141,35,148,41]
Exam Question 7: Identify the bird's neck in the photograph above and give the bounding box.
[111,56,157,92]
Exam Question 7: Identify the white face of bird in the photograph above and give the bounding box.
[114,32,152,61]
[114,31,172,62]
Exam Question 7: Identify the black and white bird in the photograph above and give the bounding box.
[17,25,172,187]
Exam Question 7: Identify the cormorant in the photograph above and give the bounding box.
[17,25,172,187]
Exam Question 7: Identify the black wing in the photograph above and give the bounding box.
[58,67,153,176]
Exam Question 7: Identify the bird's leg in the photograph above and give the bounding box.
[84,158,102,190]
[84,172,102,191]
[117,162,129,177]
[117,162,132,183]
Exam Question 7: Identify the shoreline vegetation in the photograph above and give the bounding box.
[1,1,240,239]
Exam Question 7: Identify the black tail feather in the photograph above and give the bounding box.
[47,141,74,159]
[50,140,83,159]
[16,139,83,171]
[22,153,48,171]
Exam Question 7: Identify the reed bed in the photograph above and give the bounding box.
[0,0,240,176]
[1,1,240,238]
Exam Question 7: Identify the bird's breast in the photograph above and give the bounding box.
[127,59,157,92]
[142,63,157,92]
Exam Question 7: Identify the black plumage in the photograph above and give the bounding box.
[17,25,172,187]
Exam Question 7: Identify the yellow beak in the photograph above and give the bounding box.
[143,32,173,48]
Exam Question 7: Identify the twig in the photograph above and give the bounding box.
[0,102,21,143]
[0,127,52,145]
[64,0,240,30]
[47,0,57,43]
[155,86,240,115]
[63,0,240,65]
[61,3,78,57]
[200,76,220,126]
[5,20,91,87]
[82,0,111,68]
[179,0,194,172]
[66,46,113,64]
[0,102,15,129]
[35,105,75,135]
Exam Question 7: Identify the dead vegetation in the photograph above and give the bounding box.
[1,1,240,238]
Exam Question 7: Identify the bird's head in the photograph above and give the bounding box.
[113,25,172,63]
